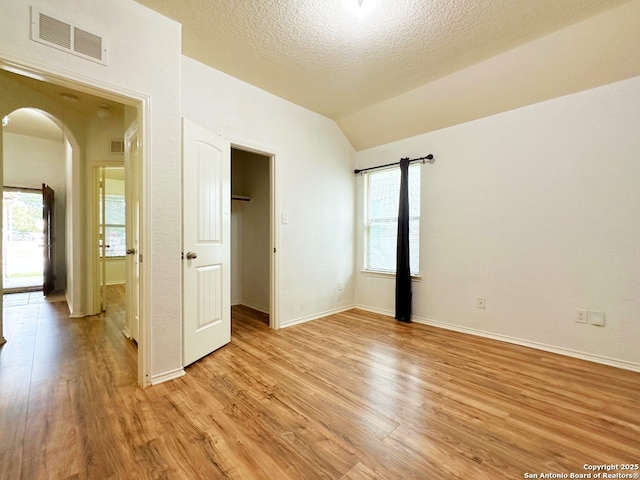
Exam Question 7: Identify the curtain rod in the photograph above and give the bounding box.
[353,154,434,175]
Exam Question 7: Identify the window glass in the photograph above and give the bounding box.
[101,193,126,257]
[365,165,420,274]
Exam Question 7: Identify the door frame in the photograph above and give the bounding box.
[0,55,151,386]
[230,139,280,329]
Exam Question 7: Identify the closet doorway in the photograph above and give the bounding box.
[230,147,276,327]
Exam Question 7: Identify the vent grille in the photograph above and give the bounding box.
[39,13,71,49]
[31,8,107,65]
[110,139,125,155]
[74,27,102,60]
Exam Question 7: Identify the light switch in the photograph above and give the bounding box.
[589,311,605,327]
[281,213,289,224]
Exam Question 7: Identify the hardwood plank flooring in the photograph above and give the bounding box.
[1,295,639,479]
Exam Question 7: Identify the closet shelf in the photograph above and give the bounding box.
[231,194,252,202]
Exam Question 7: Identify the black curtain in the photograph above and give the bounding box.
[395,158,412,322]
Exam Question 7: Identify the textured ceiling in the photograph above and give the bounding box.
[135,0,639,149]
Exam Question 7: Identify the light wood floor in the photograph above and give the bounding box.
[1,293,639,479]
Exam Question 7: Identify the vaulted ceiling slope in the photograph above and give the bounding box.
[136,0,640,150]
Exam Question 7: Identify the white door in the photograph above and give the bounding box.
[124,122,140,342]
[182,119,231,366]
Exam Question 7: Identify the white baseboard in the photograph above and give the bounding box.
[238,300,269,315]
[356,305,640,373]
[280,304,356,329]
[355,305,394,317]
[150,367,185,386]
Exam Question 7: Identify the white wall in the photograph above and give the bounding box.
[0,0,182,382]
[183,56,355,326]
[104,258,125,285]
[2,133,66,188]
[231,209,242,305]
[231,150,270,313]
[3,132,67,291]
[86,114,126,164]
[355,76,640,370]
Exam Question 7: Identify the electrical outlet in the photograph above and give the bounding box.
[476,297,486,309]
[576,308,588,324]
[337,281,343,291]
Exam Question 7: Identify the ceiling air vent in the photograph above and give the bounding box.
[31,7,107,65]
[110,139,125,155]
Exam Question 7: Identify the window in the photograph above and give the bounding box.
[100,193,126,257]
[364,164,420,275]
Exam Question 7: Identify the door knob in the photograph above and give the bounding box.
[126,248,136,255]
[186,252,198,260]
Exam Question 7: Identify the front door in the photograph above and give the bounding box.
[42,184,55,296]
[182,118,231,366]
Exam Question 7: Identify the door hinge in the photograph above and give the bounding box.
[139,254,143,263]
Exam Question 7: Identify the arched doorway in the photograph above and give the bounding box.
[2,108,67,295]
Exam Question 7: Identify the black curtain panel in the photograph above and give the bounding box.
[395,157,412,322]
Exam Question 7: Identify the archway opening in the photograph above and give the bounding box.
[2,108,67,295]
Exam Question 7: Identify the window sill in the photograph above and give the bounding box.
[361,270,422,282]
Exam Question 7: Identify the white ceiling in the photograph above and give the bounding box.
[1,69,125,141]
[3,108,62,142]
[136,0,640,149]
